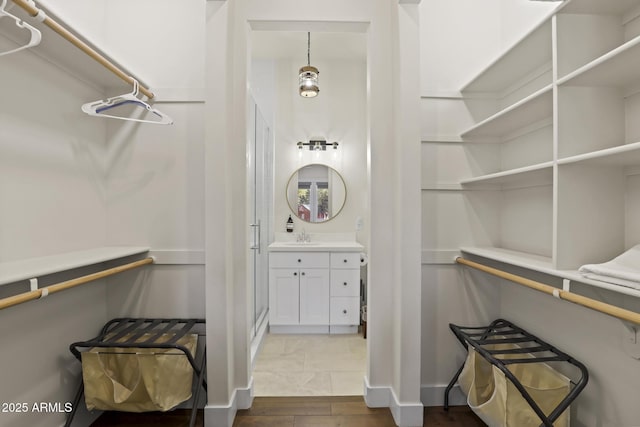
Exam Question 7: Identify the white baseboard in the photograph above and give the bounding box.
[237,378,254,410]
[364,376,424,427]
[204,381,254,427]
[420,383,466,407]
[363,375,390,407]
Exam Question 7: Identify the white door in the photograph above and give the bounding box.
[269,268,300,325]
[299,269,330,325]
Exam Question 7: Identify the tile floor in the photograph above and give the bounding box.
[252,333,366,397]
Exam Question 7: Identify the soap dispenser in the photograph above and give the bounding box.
[286,215,294,233]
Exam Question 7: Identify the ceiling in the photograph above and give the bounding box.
[250,31,367,61]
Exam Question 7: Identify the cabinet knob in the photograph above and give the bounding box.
[343,259,347,263]
[294,272,298,276]
[343,282,348,286]
[301,272,306,276]
[298,259,302,263]
[343,310,347,314]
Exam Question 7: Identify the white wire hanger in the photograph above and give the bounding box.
[0,0,42,57]
[81,79,173,125]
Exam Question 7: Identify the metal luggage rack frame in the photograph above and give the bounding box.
[65,318,207,427]
[444,318,589,427]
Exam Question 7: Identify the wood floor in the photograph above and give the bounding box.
[91,396,486,427]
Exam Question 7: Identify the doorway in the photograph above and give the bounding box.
[248,28,368,397]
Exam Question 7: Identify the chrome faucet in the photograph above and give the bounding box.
[297,229,310,243]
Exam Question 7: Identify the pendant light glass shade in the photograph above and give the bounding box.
[299,65,319,97]
[299,32,319,98]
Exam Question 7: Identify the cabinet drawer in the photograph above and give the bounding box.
[330,252,361,269]
[270,252,329,269]
[330,297,360,325]
[330,269,360,297]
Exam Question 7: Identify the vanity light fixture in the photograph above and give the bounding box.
[299,32,319,98]
[297,139,338,151]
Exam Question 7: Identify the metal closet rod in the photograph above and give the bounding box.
[11,0,154,99]
[0,257,154,311]
[456,256,640,325]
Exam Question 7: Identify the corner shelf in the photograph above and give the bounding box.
[460,247,553,272]
[461,86,553,140]
[557,34,640,89]
[0,246,150,286]
[460,162,553,189]
[558,0,640,15]
[558,141,640,166]
[461,20,552,95]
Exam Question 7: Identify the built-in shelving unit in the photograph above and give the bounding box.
[451,0,640,298]
[0,246,150,286]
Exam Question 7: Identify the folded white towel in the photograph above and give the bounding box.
[578,245,640,290]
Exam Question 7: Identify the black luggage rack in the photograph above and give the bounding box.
[444,319,588,427]
[65,318,206,427]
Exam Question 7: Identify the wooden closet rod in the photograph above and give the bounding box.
[0,257,154,311]
[456,257,640,325]
[11,0,155,99]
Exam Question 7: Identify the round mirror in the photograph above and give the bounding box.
[286,164,346,223]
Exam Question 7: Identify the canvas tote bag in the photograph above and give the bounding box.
[458,344,570,427]
[81,333,198,412]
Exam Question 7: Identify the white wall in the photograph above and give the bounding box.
[93,0,207,318]
[271,57,368,247]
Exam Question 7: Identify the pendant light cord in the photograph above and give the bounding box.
[307,32,311,66]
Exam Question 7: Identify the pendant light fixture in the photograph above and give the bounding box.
[299,32,319,98]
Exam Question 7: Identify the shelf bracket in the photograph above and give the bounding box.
[29,277,48,298]
[622,322,640,360]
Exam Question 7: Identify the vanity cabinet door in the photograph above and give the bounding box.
[299,269,330,325]
[269,268,300,325]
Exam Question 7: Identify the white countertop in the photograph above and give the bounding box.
[269,233,364,252]
[268,241,364,252]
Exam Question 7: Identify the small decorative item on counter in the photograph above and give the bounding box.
[286,215,294,233]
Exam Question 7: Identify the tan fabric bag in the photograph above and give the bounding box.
[81,333,197,412]
[459,344,570,427]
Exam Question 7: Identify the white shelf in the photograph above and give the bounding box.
[461,20,553,94]
[460,247,554,272]
[558,141,640,166]
[558,270,640,298]
[1,4,150,93]
[460,247,640,299]
[461,86,553,140]
[460,162,553,188]
[558,34,640,89]
[558,0,640,15]
[0,246,150,286]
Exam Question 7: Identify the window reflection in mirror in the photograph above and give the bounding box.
[286,164,346,223]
